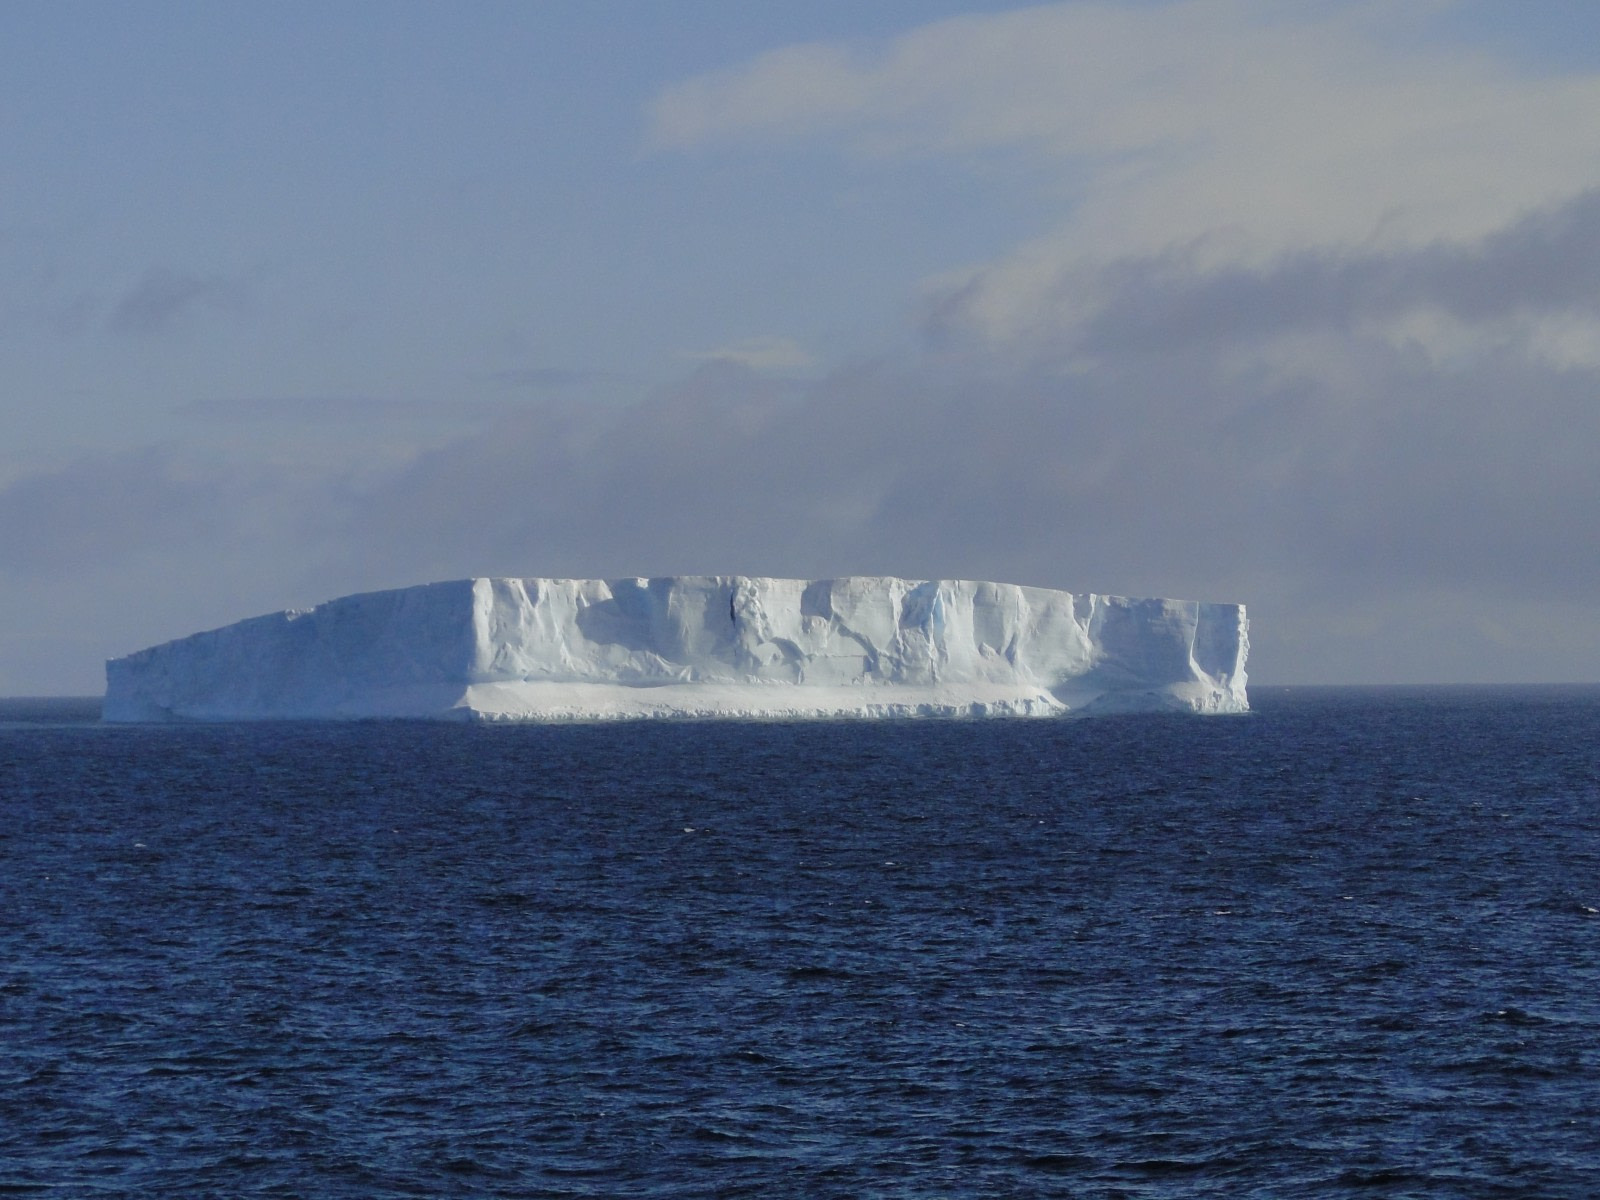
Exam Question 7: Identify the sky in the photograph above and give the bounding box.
[5,0,1600,694]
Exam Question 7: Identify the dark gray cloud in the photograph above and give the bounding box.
[1066,188,1600,358]
[108,267,245,335]
[324,339,1597,618]
[0,448,238,572]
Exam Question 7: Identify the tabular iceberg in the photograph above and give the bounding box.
[103,576,1248,722]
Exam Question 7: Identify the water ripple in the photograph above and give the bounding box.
[2,687,1599,1196]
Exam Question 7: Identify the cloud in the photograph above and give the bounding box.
[0,446,342,692]
[649,0,1600,265]
[176,395,520,424]
[108,267,245,335]
[488,367,593,390]
[927,186,1600,365]
[638,0,1600,683]
[680,335,815,370]
[0,448,238,573]
[10,281,1600,689]
[13,2,1600,690]
[301,170,1600,681]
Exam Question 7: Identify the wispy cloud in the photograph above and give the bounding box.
[487,367,592,390]
[649,0,1600,263]
[176,395,520,424]
[680,335,815,371]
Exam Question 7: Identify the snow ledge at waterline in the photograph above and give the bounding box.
[103,576,1249,722]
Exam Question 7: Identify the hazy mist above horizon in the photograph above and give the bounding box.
[5,0,1600,694]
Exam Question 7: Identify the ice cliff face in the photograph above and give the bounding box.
[103,576,1248,722]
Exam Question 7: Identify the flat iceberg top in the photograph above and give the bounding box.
[104,575,1248,722]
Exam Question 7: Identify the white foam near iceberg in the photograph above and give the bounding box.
[103,576,1248,722]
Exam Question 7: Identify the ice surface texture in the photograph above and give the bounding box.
[103,576,1248,721]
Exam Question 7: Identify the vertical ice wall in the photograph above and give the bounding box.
[104,576,1248,720]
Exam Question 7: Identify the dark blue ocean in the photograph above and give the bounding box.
[2,688,1598,1198]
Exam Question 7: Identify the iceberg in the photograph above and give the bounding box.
[103,576,1248,722]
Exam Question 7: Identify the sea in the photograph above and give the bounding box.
[1,686,1597,1199]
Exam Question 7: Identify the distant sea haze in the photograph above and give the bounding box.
[3,687,1598,1195]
